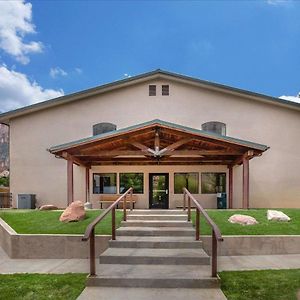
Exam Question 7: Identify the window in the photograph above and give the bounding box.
[119,173,144,194]
[93,173,117,194]
[201,173,226,194]
[201,122,226,136]
[149,85,156,96]
[162,85,169,96]
[92,122,116,136]
[174,173,199,194]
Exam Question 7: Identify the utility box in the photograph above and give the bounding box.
[18,194,36,209]
[217,193,227,209]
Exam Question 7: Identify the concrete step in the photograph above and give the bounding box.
[99,248,210,265]
[116,226,195,237]
[109,236,202,249]
[127,214,187,221]
[121,220,192,228]
[129,209,186,215]
[87,264,218,288]
[78,287,226,300]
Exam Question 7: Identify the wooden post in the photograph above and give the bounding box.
[195,209,200,241]
[212,230,217,277]
[228,165,233,209]
[183,192,186,211]
[85,167,90,203]
[90,228,96,276]
[130,189,133,211]
[243,156,250,209]
[187,196,191,222]
[112,207,116,240]
[67,159,74,205]
[123,195,127,221]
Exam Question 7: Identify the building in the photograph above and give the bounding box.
[0,70,299,209]
[0,124,9,173]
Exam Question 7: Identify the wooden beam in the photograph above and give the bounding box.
[67,159,74,205]
[242,156,249,209]
[159,138,193,156]
[86,167,90,203]
[228,165,233,209]
[62,151,87,166]
[129,141,155,156]
[154,129,160,152]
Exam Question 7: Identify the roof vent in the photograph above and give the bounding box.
[202,121,226,136]
[93,122,117,136]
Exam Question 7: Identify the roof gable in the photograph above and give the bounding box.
[1,69,299,124]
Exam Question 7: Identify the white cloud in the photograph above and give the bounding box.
[0,65,64,112]
[124,73,131,78]
[279,94,300,104]
[0,0,43,64]
[266,0,293,6]
[75,67,82,74]
[50,67,68,79]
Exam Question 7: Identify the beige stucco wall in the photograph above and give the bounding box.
[9,78,300,208]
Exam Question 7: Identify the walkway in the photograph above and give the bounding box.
[1,246,300,274]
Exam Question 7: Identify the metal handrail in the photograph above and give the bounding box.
[183,188,223,277]
[82,187,133,276]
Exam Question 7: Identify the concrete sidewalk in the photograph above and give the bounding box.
[1,246,300,274]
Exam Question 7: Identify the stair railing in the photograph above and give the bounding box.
[183,188,223,277]
[82,187,133,277]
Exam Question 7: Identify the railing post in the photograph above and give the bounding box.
[187,196,191,222]
[212,230,217,277]
[130,189,133,211]
[89,228,96,276]
[196,209,200,241]
[112,206,116,240]
[123,195,127,221]
[183,191,186,211]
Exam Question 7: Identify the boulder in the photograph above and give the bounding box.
[228,214,258,226]
[59,201,86,222]
[267,210,291,222]
[39,204,58,211]
[84,202,93,210]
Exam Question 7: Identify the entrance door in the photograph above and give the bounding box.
[149,173,169,209]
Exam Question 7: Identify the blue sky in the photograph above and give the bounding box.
[0,0,300,112]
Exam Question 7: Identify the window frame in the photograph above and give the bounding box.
[162,85,169,96]
[149,85,156,96]
[174,172,199,194]
[201,121,226,136]
[93,173,117,194]
[201,172,226,194]
[119,172,144,194]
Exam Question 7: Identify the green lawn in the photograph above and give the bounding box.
[191,209,300,235]
[0,209,123,235]
[219,269,300,300]
[0,208,299,235]
[0,273,87,300]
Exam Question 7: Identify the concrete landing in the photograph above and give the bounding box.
[77,287,227,300]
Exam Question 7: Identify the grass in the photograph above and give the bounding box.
[0,209,123,235]
[191,209,300,235]
[0,273,87,300]
[219,269,300,300]
[0,208,299,235]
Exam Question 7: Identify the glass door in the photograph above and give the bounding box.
[149,173,169,209]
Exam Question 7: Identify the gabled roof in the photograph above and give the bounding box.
[1,69,300,124]
[49,119,269,166]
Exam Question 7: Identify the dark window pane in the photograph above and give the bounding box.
[119,173,144,194]
[162,85,169,96]
[174,173,199,194]
[201,122,226,135]
[93,173,117,194]
[149,85,156,96]
[201,173,226,194]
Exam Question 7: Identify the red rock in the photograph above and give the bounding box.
[39,204,58,211]
[59,201,86,222]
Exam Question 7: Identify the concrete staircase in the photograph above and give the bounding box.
[86,210,220,290]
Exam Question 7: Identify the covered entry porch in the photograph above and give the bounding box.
[49,119,268,209]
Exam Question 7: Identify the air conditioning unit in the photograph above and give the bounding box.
[17,194,36,209]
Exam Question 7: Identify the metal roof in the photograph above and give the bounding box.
[1,69,300,124]
[49,119,269,153]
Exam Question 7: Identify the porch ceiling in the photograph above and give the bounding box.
[48,119,269,166]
